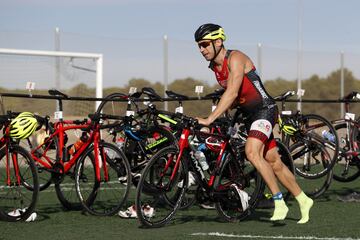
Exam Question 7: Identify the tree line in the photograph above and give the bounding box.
[1,69,359,121]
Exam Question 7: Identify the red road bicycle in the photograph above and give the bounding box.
[0,112,39,221]
[28,90,131,216]
[135,112,292,227]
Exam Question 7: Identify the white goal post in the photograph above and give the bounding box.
[0,48,103,109]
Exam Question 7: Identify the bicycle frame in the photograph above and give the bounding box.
[31,119,107,182]
[168,122,229,195]
[0,120,23,186]
[331,95,360,159]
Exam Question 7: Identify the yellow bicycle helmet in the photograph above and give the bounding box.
[194,23,226,42]
[278,115,298,135]
[9,112,38,139]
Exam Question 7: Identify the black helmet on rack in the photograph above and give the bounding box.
[194,23,226,42]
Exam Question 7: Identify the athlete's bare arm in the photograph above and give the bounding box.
[197,51,252,125]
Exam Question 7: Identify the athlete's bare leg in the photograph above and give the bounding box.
[264,148,301,196]
[245,137,280,194]
[245,137,289,221]
[265,146,314,224]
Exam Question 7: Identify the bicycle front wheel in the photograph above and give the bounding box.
[75,142,131,216]
[135,146,188,228]
[0,145,39,221]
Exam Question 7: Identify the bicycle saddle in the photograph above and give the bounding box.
[205,88,225,99]
[165,90,189,100]
[273,90,295,101]
[48,89,69,99]
[142,87,163,101]
[129,91,142,99]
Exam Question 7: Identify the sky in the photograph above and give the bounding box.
[0,0,360,90]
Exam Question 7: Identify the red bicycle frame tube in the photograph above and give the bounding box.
[12,151,21,185]
[1,126,21,186]
[31,120,108,182]
[208,141,227,187]
[169,128,190,182]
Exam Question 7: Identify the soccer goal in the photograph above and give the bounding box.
[0,48,103,116]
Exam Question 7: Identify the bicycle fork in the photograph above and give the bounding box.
[93,132,109,182]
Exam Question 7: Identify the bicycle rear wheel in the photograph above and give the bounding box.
[332,122,360,182]
[54,164,83,211]
[0,145,39,221]
[290,140,333,198]
[135,146,188,228]
[124,125,177,186]
[21,135,54,191]
[285,114,339,178]
[75,142,131,216]
[215,151,264,222]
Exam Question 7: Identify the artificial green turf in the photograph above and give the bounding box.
[1,179,360,240]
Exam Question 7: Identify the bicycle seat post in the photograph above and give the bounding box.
[57,97,64,122]
[175,100,183,113]
[281,98,286,112]
[48,89,68,122]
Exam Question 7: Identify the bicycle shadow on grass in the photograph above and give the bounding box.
[34,204,83,221]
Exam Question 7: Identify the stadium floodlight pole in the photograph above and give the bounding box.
[55,27,60,90]
[340,51,344,118]
[96,57,103,111]
[257,43,262,80]
[55,27,60,111]
[0,48,103,111]
[163,34,168,111]
[297,0,303,111]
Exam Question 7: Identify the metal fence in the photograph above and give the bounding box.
[0,29,359,91]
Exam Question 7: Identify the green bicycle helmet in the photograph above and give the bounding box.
[10,112,38,139]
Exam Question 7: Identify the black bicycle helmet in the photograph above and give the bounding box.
[194,23,226,42]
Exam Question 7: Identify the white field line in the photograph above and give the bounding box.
[191,232,359,240]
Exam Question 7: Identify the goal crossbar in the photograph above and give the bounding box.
[0,48,103,109]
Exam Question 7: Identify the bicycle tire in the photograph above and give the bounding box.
[289,140,333,198]
[21,134,54,191]
[123,125,178,186]
[285,114,339,178]
[332,123,360,182]
[75,141,131,216]
[0,145,39,222]
[160,150,196,211]
[135,145,188,228]
[215,150,265,222]
[36,130,57,191]
[54,163,83,211]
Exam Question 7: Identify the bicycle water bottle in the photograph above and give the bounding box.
[194,143,209,171]
[68,132,89,155]
[321,130,335,143]
[115,136,125,150]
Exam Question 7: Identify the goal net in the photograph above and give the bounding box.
[0,48,103,117]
